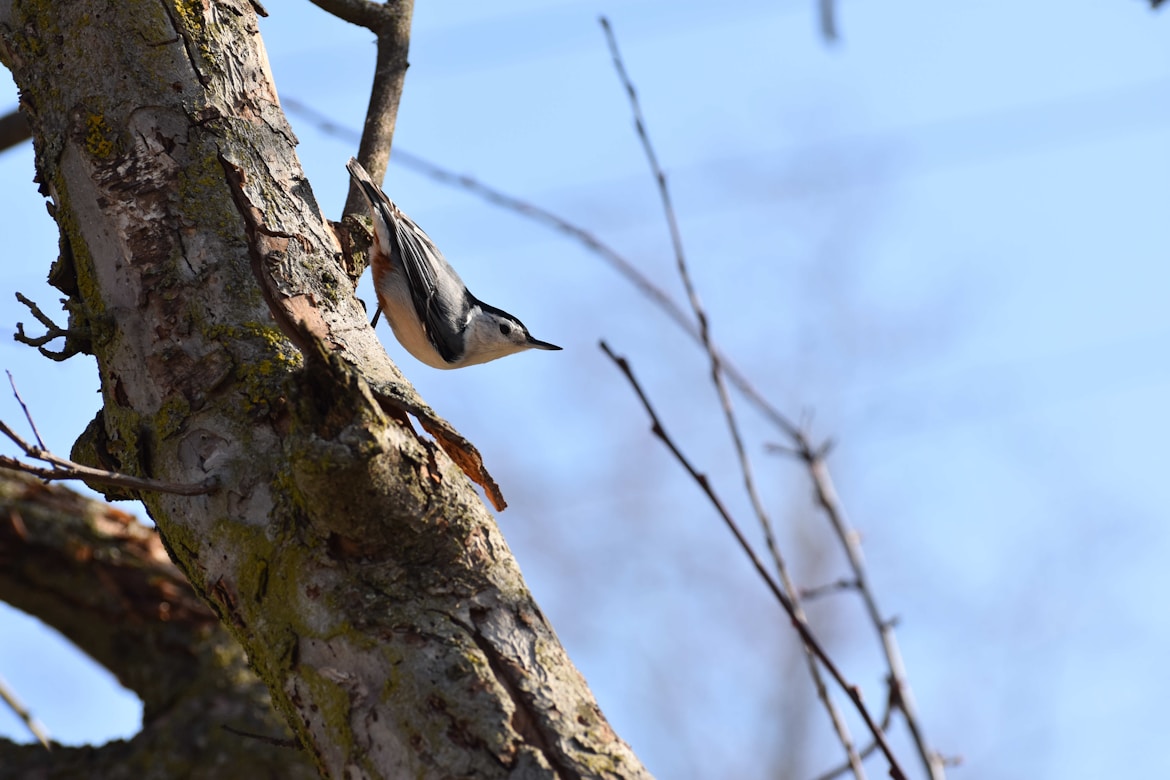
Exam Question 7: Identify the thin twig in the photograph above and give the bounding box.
[800,577,860,601]
[601,341,907,780]
[813,742,882,780]
[7,372,46,451]
[0,674,51,749]
[0,452,216,496]
[600,16,867,778]
[307,0,415,214]
[13,293,64,347]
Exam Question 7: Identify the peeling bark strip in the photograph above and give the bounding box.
[0,1,648,777]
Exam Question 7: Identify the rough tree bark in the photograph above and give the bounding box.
[0,1,650,777]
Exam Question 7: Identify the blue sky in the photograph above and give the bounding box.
[1,2,1167,778]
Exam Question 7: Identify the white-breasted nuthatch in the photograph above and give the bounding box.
[346,158,561,369]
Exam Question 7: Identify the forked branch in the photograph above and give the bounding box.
[601,341,907,780]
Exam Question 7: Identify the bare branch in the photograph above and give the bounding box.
[6,373,46,452]
[600,341,908,780]
[307,0,414,211]
[813,743,882,780]
[306,0,389,29]
[350,3,414,202]
[598,17,944,778]
[0,471,315,776]
[601,16,867,777]
[0,674,50,749]
[306,0,413,327]
[812,697,895,780]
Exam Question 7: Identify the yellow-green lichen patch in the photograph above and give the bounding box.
[269,463,308,522]
[171,0,218,74]
[154,392,193,440]
[173,0,206,35]
[84,113,118,159]
[205,320,292,352]
[238,364,295,414]
[204,320,301,414]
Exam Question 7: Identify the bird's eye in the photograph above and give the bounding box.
[499,323,512,336]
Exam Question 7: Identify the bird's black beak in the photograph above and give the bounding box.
[528,337,562,351]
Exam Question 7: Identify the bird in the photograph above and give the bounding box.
[346,158,562,369]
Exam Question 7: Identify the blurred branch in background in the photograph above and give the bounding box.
[0,109,29,153]
[819,0,839,41]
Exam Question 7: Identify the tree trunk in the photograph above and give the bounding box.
[0,1,649,777]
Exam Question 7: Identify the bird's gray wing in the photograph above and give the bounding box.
[387,206,470,364]
[346,158,469,364]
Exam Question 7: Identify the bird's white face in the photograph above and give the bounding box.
[461,307,561,367]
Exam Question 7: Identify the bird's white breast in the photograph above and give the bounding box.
[371,260,457,369]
